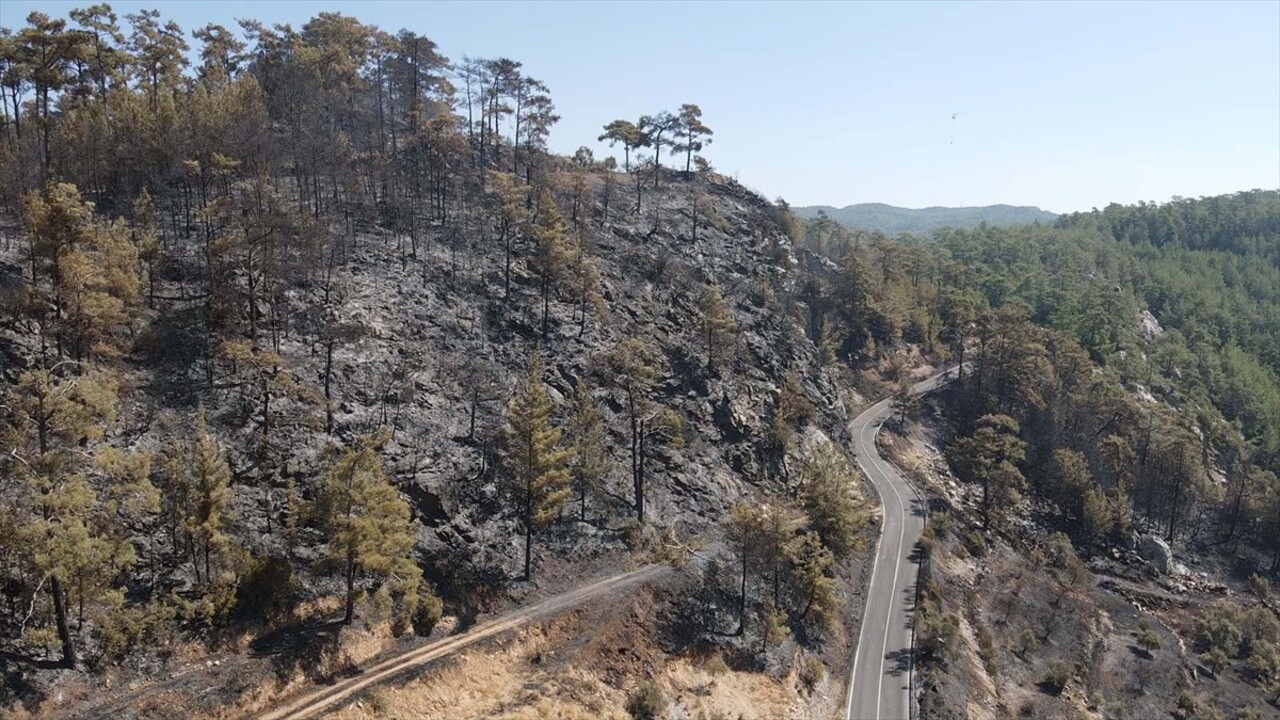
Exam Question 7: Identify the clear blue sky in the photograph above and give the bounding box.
[3,0,1278,213]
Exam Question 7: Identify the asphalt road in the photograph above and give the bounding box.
[845,369,953,720]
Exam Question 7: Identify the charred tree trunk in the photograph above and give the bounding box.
[50,577,76,667]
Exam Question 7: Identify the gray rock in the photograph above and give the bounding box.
[1136,534,1173,574]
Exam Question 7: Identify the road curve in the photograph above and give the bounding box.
[845,369,952,720]
[257,564,669,720]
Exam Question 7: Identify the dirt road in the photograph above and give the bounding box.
[256,563,670,720]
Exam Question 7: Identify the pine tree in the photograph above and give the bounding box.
[723,502,766,637]
[638,111,677,188]
[567,379,607,523]
[947,414,1027,530]
[21,184,143,360]
[1050,448,1112,546]
[317,434,423,625]
[58,216,141,360]
[500,354,572,580]
[167,409,231,590]
[598,119,643,172]
[570,225,605,337]
[1,367,120,667]
[597,339,666,524]
[600,165,618,224]
[786,531,837,623]
[798,442,868,557]
[700,284,737,370]
[671,103,713,173]
[530,189,570,338]
[130,187,160,308]
[488,170,527,299]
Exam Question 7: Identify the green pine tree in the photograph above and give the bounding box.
[567,379,607,523]
[501,354,572,580]
[318,434,423,625]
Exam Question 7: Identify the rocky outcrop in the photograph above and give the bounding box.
[1136,534,1173,574]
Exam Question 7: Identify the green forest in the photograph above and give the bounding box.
[795,189,1280,563]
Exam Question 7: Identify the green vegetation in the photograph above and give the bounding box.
[500,355,573,581]
[625,680,667,720]
[317,434,430,627]
[2,4,726,678]
[794,190,1280,568]
[0,5,1277,716]
[1042,660,1072,695]
[1136,621,1162,657]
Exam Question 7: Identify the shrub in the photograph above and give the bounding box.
[1202,647,1230,677]
[976,623,997,677]
[1173,691,1197,720]
[1242,607,1280,651]
[1019,628,1040,656]
[1045,532,1076,570]
[89,594,177,669]
[1193,601,1243,656]
[798,654,824,692]
[412,589,444,636]
[234,555,297,623]
[1248,574,1273,603]
[1244,639,1279,683]
[702,655,729,676]
[1236,706,1264,720]
[366,688,390,714]
[931,510,956,539]
[1136,621,1162,656]
[916,599,960,663]
[1042,660,1071,695]
[1173,690,1226,720]
[963,530,987,558]
[626,680,666,720]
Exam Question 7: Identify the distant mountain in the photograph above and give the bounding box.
[793,203,1058,235]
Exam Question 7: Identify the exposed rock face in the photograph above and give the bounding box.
[1136,534,1173,574]
[1139,309,1165,340]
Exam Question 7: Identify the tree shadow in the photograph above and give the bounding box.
[0,654,51,713]
[885,646,913,677]
[248,617,351,684]
[1127,644,1154,660]
[0,650,67,670]
[134,304,207,407]
[909,497,928,519]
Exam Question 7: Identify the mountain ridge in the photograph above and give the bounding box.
[794,202,1058,235]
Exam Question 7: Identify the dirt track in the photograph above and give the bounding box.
[255,564,670,720]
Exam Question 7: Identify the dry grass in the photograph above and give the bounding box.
[317,599,810,720]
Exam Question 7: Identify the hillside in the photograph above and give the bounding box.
[793,202,1058,235]
[0,8,889,718]
[1,5,1279,720]
[0,168,881,718]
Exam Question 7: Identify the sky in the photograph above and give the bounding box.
[3,0,1278,213]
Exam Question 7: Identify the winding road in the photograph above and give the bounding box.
[845,369,953,720]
